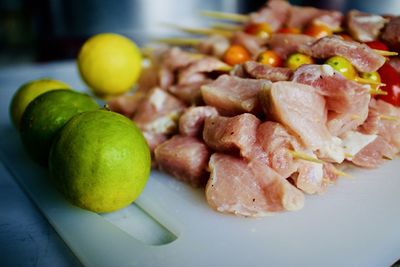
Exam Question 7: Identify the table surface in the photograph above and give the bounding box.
[0,61,83,267]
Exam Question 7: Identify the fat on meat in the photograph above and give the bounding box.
[268,33,316,59]
[205,153,305,217]
[347,10,387,42]
[244,61,293,81]
[292,64,370,136]
[201,74,271,116]
[259,81,345,163]
[155,135,210,187]
[299,36,386,72]
[179,106,218,137]
[178,57,230,85]
[203,113,260,159]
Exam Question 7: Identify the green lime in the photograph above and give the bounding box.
[10,78,71,129]
[49,110,151,213]
[20,90,99,165]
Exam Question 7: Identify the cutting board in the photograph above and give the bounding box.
[0,62,399,267]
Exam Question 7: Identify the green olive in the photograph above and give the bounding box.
[325,56,357,80]
[286,53,314,71]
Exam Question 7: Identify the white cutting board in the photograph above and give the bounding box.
[0,62,399,267]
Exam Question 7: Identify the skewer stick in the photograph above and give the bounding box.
[369,88,388,95]
[354,76,385,86]
[211,23,242,31]
[200,10,249,23]
[333,167,352,178]
[288,150,324,164]
[373,49,398,57]
[162,23,233,37]
[379,115,399,121]
[344,153,353,158]
[155,37,202,46]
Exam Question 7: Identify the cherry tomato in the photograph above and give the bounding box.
[377,63,400,106]
[244,23,272,38]
[286,53,314,70]
[365,41,389,51]
[223,45,251,66]
[325,56,357,80]
[304,23,333,39]
[278,27,301,34]
[257,50,282,67]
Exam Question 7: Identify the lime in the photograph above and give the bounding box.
[9,78,71,129]
[20,90,99,165]
[49,110,151,213]
[77,33,142,98]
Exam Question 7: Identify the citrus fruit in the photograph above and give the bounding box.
[77,33,142,98]
[20,90,99,165]
[9,78,71,129]
[48,110,151,213]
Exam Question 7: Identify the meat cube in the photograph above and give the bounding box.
[382,16,400,48]
[197,35,230,58]
[107,92,145,118]
[347,10,387,42]
[244,61,293,81]
[155,136,210,187]
[206,153,305,217]
[299,36,386,72]
[248,0,291,31]
[201,74,271,116]
[179,106,218,137]
[168,80,212,105]
[203,113,260,159]
[178,57,230,85]
[267,33,316,59]
[231,31,267,56]
[287,6,342,31]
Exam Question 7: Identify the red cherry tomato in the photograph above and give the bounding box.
[377,63,400,106]
[365,41,389,51]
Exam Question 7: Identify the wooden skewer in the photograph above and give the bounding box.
[373,49,398,57]
[288,150,324,164]
[379,115,399,121]
[344,153,353,158]
[369,88,388,95]
[211,23,242,31]
[163,23,233,37]
[200,10,249,23]
[155,37,202,46]
[354,76,385,86]
[333,167,352,178]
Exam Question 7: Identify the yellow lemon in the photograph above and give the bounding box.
[9,78,71,129]
[49,110,151,213]
[77,33,142,98]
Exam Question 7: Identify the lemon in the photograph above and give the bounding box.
[49,110,151,213]
[20,90,99,165]
[77,33,142,98]
[9,78,71,129]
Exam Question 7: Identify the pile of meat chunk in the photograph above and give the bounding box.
[109,0,400,217]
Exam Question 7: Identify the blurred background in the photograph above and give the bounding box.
[0,0,399,68]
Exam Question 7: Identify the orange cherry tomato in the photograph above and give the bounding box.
[223,45,251,65]
[244,23,272,38]
[257,50,282,67]
[304,23,333,39]
[278,27,301,34]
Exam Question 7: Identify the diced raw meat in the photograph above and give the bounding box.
[389,57,400,74]
[259,81,344,163]
[323,162,339,183]
[137,65,160,93]
[292,64,370,136]
[231,31,267,56]
[179,106,218,137]
[203,113,260,159]
[292,160,325,195]
[287,6,342,31]
[201,74,271,116]
[299,36,386,72]
[351,136,397,168]
[178,57,230,85]
[168,79,212,105]
[159,66,174,90]
[155,136,210,187]
[360,99,400,152]
[162,47,199,70]
[244,61,293,81]
[347,10,387,42]
[268,33,316,59]
[107,92,145,118]
[142,131,168,153]
[381,16,400,48]
[256,121,300,178]
[133,88,186,135]
[197,35,230,58]
[249,0,291,31]
[205,153,305,216]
